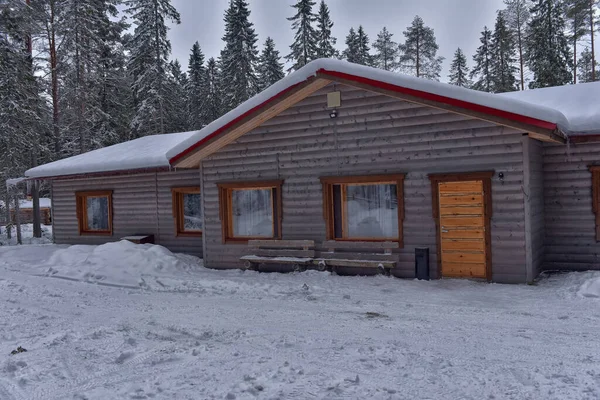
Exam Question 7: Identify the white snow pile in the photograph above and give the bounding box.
[577,272,600,298]
[45,240,201,289]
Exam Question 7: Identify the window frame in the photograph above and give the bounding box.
[172,187,203,237]
[76,190,113,236]
[320,174,405,245]
[217,180,284,243]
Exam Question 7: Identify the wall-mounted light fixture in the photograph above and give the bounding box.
[327,90,341,119]
[498,172,504,182]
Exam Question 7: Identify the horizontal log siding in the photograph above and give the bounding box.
[202,84,527,283]
[51,170,202,257]
[543,141,600,271]
[523,138,545,281]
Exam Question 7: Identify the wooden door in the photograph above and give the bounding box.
[438,180,487,279]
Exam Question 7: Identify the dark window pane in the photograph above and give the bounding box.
[86,196,109,231]
[333,184,343,239]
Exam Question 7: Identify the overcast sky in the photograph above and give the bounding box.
[165,0,506,81]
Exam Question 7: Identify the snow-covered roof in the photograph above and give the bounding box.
[6,177,26,187]
[167,59,578,164]
[25,131,203,179]
[499,81,600,135]
[24,59,600,179]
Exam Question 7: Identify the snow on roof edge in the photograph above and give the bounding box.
[25,131,201,179]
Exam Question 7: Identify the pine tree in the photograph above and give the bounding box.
[0,1,48,186]
[589,0,599,81]
[577,47,600,82]
[95,4,131,148]
[491,11,518,92]
[342,27,359,62]
[257,37,285,91]
[187,41,206,130]
[286,0,318,70]
[59,0,128,154]
[503,0,532,90]
[205,58,223,123]
[220,0,259,111]
[315,0,337,58]
[166,60,189,133]
[526,0,572,88]
[34,0,67,157]
[565,0,590,83]
[125,0,181,137]
[448,48,472,87]
[343,26,372,66]
[373,27,400,71]
[470,27,494,92]
[399,16,444,80]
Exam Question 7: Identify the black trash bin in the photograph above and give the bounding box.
[415,247,430,280]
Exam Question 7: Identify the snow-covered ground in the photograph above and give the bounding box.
[0,224,53,246]
[1,242,600,399]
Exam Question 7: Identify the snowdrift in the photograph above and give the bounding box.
[46,240,201,289]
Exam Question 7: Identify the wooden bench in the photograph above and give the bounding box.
[314,241,399,275]
[240,240,316,272]
[121,235,155,245]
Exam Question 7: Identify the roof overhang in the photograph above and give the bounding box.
[166,68,565,168]
[28,166,171,181]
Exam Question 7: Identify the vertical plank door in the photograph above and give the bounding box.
[438,180,487,279]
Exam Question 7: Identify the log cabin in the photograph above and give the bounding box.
[25,59,600,283]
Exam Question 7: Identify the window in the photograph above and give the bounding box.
[320,175,405,244]
[591,166,600,241]
[218,180,283,242]
[172,187,202,236]
[76,191,113,235]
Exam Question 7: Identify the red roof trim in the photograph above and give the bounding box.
[168,80,307,164]
[168,67,560,165]
[317,69,558,131]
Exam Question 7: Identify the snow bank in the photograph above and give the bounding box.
[578,273,600,298]
[45,241,201,289]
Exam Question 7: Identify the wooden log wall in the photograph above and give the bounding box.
[543,141,600,271]
[201,84,528,283]
[51,169,202,257]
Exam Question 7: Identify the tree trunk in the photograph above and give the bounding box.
[47,1,61,156]
[5,191,11,240]
[32,180,41,238]
[154,2,164,135]
[592,0,596,82]
[14,194,22,245]
[574,40,578,84]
